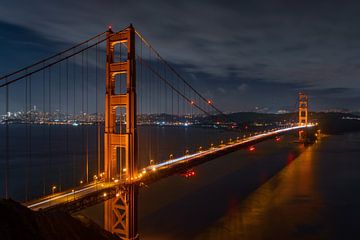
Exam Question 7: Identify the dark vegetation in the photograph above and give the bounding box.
[0,199,118,240]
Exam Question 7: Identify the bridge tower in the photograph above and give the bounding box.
[104,25,139,240]
[298,92,308,141]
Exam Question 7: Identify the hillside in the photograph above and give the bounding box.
[223,111,360,134]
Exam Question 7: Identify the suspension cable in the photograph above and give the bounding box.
[0,31,108,81]
[135,30,230,120]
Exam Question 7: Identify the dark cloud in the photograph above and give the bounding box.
[1,0,360,111]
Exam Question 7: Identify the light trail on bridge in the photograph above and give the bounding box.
[145,125,314,172]
[24,124,315,212]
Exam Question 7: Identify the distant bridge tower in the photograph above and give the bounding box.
[104,25,139,240]
[298,92,308,141]
[299,92,308,125]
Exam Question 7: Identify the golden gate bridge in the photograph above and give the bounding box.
[0,25,316,240]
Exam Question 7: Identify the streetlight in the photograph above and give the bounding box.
[169,154,173,160]
[52,186,56,195]
[93,175,98,190]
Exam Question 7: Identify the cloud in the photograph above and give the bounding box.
[237,83,248,92]
[217,87,226,94]
[1,0,360,110]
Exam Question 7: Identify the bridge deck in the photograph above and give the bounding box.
[24,125,315,212]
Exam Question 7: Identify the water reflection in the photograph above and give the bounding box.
[195,143,326,240]
[81,133,360,239]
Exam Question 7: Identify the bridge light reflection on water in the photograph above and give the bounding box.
[195,141,317,240]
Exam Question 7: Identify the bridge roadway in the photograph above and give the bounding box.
[24,124,315,212]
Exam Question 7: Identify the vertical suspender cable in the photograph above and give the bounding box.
[81,51,85,182]
[73,55,76,185]
[139,37,143,167]
[58,63,62,191]
[96,42,100,176]
[148,47,152,162]
[66,59,69,190]
[156,58,160,161]
[86,46,89,183]
[42,68,46,196]
[171,73,174,125]
[29,74,32,200]
[25,71,29,201]
[5,77,9,199]
[164,64,167,121]
[48,66,52,194]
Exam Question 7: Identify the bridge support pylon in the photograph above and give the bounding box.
[298,92,308,141]
[104,25,139,240]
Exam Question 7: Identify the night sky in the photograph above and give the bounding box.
[1,0,360,112]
